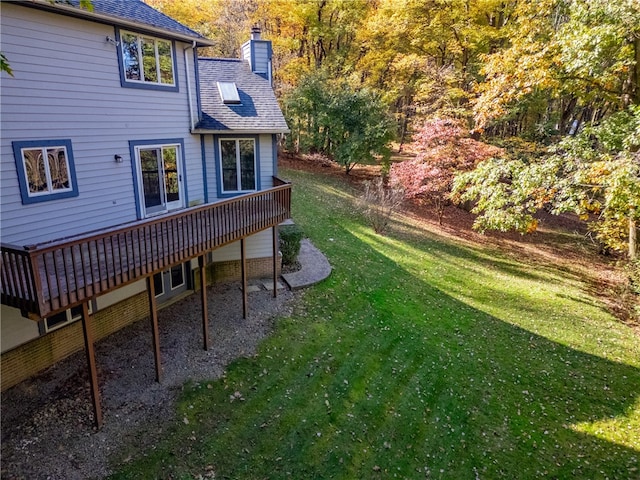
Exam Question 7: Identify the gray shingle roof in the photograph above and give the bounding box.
[27,0,209,43]
[196,58,289,133]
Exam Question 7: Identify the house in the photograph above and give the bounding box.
[0,0,290,426]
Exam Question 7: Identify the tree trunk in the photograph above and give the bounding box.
[630,216,637,261]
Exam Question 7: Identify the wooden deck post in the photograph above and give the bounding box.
[81,302,103,429]
[146,276,162,383]
[199,255,209,350]
[272,226,278,298]
[241,238,248,319]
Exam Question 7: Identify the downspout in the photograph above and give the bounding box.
[184,41,197,131]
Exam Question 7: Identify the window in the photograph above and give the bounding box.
[153,271,165,297]
[130,139,185,218]
[119,30,176,90]
[219,138,257,194]
[170,264,185,290]
[12,139,79,204]
[217,82,241,104]
[152,266,186,297]
[44,303,93,333]
[153,263,189,301]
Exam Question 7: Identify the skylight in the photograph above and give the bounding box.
[217,82,241,104]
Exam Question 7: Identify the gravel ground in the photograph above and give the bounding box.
[1,281,297,480]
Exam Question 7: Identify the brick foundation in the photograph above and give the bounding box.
[208,255,281,283]
[0,256,279,391]
[0,292,149,391]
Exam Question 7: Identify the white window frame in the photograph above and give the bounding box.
[153,271,165,298]
[218,138,257,194]
[170,264,186,291]
[120,30,175,87]
[134,143,184,218]
[20,145,72,198]
[44,303,93,333]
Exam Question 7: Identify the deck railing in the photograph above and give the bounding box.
[1,179,291,320]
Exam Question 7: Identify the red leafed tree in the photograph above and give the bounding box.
[390,118,503,224]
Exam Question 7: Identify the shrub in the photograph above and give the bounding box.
[625,259,640,296]
[358,177,405,235]
[279,224,304,265]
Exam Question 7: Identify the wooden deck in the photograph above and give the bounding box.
[1,179,291,319]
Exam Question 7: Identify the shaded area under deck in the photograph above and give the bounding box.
[0,179,291,428]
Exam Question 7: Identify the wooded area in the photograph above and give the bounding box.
[147,0,639,261]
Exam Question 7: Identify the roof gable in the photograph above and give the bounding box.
[196,58,289,134]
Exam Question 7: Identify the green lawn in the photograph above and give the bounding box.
[111,167,640,480]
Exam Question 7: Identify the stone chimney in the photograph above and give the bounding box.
[241,26,272,84]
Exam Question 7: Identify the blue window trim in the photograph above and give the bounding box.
[200,135,209,203]
[214,135,261,198]
[272,134,278,177]
[116,28,179,92]
[194,48,203,115]
[12,139,79,204]
[128,138,188,219]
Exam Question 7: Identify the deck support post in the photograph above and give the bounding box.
[241,238,248,319]
[81,302,102,429]
[199,255,209,350]
[272,226,278,298]
[146,276,162,383]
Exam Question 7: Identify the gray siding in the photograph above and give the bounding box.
[252,42,270,74]
[203,133,276,261]
[0,4,203,245]
[242,40,269,74]
[241,42,251,66]
[259,134,275,187]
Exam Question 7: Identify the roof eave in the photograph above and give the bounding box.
[192,128,291,135]
[11,0,216,47]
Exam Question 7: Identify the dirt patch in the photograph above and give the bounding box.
[1,282,296,480]
[279,152,381,185]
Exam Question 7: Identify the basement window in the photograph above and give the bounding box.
[44,303,93,333]
[217,82,241,104]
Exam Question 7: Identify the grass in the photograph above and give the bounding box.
[110,167,640,480]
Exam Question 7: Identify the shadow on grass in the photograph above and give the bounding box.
[110,172,640,480]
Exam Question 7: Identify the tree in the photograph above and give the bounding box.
[283,72,396,173]
[145,0,246,58]
[390,118,503,224]
[474,0,640,139]
[1,53,13,77]
[355,0,515,136]
[255,0,371,91]
[454,107,640,259]
[327,84,396,173]
[457,0,640,260]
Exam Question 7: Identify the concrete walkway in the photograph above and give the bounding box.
[281,239,332,290]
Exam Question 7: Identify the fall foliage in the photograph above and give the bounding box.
[144,0,640,258]
[389,118,502,224]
